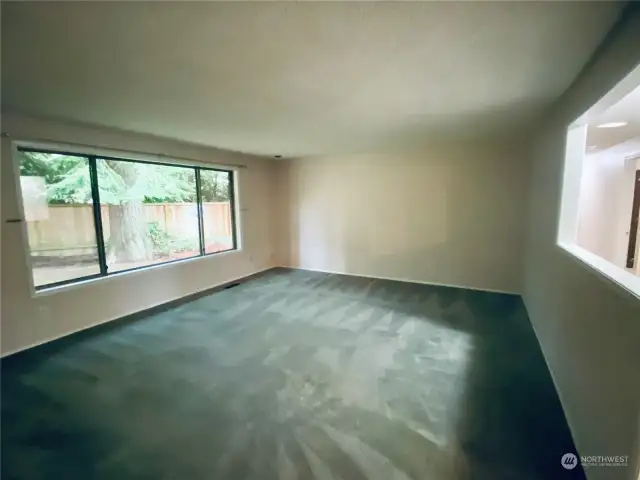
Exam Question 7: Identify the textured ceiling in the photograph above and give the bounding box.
[1,1,623,157]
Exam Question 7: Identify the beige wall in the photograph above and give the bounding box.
[577,150,638,268]
[524,9,640,480]
[278,143,529,294]
[0,114,279,356]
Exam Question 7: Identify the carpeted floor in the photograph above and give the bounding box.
[1,268,584,479]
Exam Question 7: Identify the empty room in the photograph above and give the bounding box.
[1,2,639,480]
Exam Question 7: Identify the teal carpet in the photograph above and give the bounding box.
[1,268,583,479]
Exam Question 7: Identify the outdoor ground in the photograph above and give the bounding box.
[33,243,233,287]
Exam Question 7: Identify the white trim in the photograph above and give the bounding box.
[555,63,640,304]
[1,265,276,358]
[280,265,520,295]
[557,124,588,245]
[558,243,640,300]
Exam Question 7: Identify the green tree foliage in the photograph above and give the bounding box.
[19,152,231,204]
[200,169,231,203]
[97,160,197,204]
[20,152,93,204]
[20,151,231,263]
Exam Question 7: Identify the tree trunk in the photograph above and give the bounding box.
[105,161,152,264]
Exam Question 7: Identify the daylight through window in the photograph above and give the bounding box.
[18,148,237,290]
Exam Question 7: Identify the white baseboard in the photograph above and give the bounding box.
[279,265,520,296]
[2,265,277,358]
[4,264,517,358]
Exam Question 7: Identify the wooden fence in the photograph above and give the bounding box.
[26,203,232,256]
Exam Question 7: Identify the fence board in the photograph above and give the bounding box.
[27,203,232,256]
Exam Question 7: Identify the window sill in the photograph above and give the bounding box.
[558,243,640,301]
[32,248,240,298]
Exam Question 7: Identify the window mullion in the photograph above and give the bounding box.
[88,156,108,275]
[195,168,205,256]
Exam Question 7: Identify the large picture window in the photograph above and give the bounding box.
[17,148,237,290]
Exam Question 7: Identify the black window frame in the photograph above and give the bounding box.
[17,146,238,291]
[198,167,238,255]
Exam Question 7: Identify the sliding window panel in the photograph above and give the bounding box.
[96,158,200,273]
[18,150,101,288]
[199,169,236,254]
